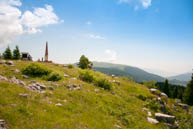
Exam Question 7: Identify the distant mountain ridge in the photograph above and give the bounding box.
[93,62,165,82]
[93,62,188,86]
[168,72,192,82]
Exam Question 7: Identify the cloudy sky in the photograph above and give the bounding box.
[0,0,193,77]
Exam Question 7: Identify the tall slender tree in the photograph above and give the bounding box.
[3,46,12,59]
[183,72,193,105]
[13,45,21,60]
[163,79,170,97]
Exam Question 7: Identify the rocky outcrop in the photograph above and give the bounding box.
[9,77,26,86]
[19,93,29,98]
[0,75,8,81]
[0,60,6,64]
[112,80,120,85]
[155,113,175,124]
[26,82,47,93]
[177,103,189,111]
[147,117,159,124]
[22,75,30,79]
[6,61,14,66]
[0,119,7,129]
[66,84,81,90]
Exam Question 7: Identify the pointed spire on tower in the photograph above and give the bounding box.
[45,41,48,62]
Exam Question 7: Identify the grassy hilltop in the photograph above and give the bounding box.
[0,61,192,129]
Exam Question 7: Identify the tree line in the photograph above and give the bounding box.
[155,74,193,105]
[0,46,21,60]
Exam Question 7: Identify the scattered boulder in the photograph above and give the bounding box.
[64,73,70,77]
[155,113,175,124]
[147,117,159,124]
[47,86,54,90]
[66,84,81,91]
[27,82,47,92]
[112,74,115,78]
[0,119,6,129]
[161,92,168,98]
[177,103,189,111]
[164,122,179,129]
[55,103,62,106]
[114,124,121,129]
[15,69,20,73]
[94,89,100,93]
[6,61,14,66]
[19,93,29,98]
[112,80,120,85]
[148,111,152,117]
[0,75,8,81]
[0,60,6,64]
[10,77,26,86]
[150,88,160,96]
[22,75,30,79]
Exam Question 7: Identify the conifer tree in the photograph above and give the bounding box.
[163,79,170,97]
[3,46,12,59]
[183,72,193,105]
[13,45,21,60]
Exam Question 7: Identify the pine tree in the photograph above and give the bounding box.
[183,72,193,105]
[13,45,21,60]
[163,79,170,97]
[3,46,12,59]
[78,55,92,69]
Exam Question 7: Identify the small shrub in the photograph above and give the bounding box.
[67,64,74,69]
[46,72,62,81]
[145,99,160,112]
[137,94,147,101]
[79,70,94,83]
[22,63,51,77]
[95,78,112,90]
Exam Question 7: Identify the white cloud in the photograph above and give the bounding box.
[141,0,151,8]
[118,0,152,9]
[105,49,117,62]
[0,0,60,46]
[88,34,105,40]
[86,21,92,25]
[21,4,59,34]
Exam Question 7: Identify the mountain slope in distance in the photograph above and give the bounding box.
[93,62,165,82]
[168,72,192,82]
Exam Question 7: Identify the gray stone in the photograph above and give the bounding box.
[161,92,168,98]
[148,111,152,117]
[147,117,159,124]
[0,60,6,64]
[48,86,54,90]
[113,80,120,85]
[6,61,14,66]
[0,75,8,81]
[22,75,30,79]
[64,73,69,77]
[114,124,121,129]
[10,77,26,86]
[15,69,20,73]
[0,119,6,128]
[155,113,175,124]
[55,103,62,106]
[177,103,189,111]
[19,93,29,98]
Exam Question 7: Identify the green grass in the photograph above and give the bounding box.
[0,60,192,129]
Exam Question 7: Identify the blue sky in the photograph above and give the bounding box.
[0,0,193,77]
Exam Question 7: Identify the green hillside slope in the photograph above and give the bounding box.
[93,62,165,82]
[0,60,192,129]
